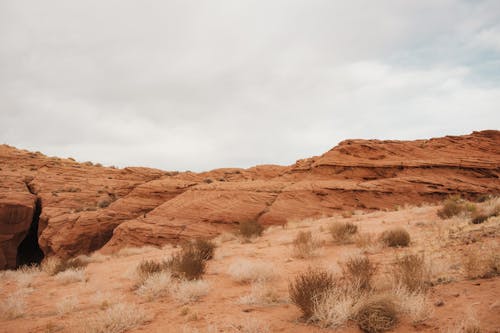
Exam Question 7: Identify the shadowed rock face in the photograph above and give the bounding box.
[1,130,499,268]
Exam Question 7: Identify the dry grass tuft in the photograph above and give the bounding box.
[79,302,148,333]
[135,259,164,286]
[380,228,410,247]
[238,220,264,239]
[355,295,398,333]
[292,231,321,258]
[238,282,281,305]
[227,260,277,284]
[56,296,78,315]
[183,238,216,261]
[42,256,88,276]
[166,246,206,280]
[174,280,210,304]
[462,247,500,279]
[136,272,173,300]
[312,285,363,328]
[391,254,429,293]
[330,222,358,244]
[289,269,337,319]
[341,256,377,292]
[392,287,432,325]
[55,268,86,285]
[437,195,476,219]
[0,291,26,319]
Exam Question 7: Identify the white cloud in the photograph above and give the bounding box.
[0,0,499,171]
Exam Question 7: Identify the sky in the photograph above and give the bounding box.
[1,0,499,171]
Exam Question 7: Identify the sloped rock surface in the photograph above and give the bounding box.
[1,130,499,265]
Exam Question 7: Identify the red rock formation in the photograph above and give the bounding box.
[0,130,499,267]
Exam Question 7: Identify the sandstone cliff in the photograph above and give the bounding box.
[1,130,499,268]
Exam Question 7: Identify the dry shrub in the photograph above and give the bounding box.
[136,272,172,301]
[392,286,432,325]
[227,260,276,284]
[56,296,78,315]
[462,247,500,279]
[2,265,40,288]
[341,256,377,292]
[42,256,88,276]
[355,295,398,333]
[55,268,86,285]
[174,280,210,303]
[391,254,429,293]
[312,285,362,328]
[330,222,358,244]
[292,231,321,258]
[79,303,148,333]
[238,220,264,239]
[238,282,281,305]
[167,247,206,280]
[289,269,336,319]
[354,233,377,249]
[0,291,26,319]
[380,228,410,247]
[471,214,489,225]
[135,259,164,285]
[437,195,476,219]
[184,238,216,261]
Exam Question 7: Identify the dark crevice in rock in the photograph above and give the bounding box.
[17,182,44,267]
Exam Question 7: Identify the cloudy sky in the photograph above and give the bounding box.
[1,0,499,171]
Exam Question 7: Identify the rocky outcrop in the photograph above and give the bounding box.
[1,130,499,267]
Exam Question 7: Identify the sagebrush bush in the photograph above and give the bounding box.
[329,222,358,244]
[292,231,320,258]
[342,256,377,292]
[437,195,476,219]
[238,220,264,239]
[355,295,398,333]
[80,303,147,333]
[184,239,216,261]
[289,269,337,319]
[166,247,206,280]
[380,228,410,247]
[462,247,500,279]
[391,254,429,293]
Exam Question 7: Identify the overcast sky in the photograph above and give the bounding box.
[1,0,499,171]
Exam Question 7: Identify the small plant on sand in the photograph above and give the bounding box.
[289,269,336,319]
[42,256,88,276]
[80,302,148,333]
[380,228,410,247]
[391,254,429,293]
[174,280,210,304]
[329,222,358,244]
[183,238,216,261]
[355,295,398,333]
[238,220,264,239]
[55,268,86,285]
[462,247,500,279]
[227,260,276,283]
[135,259,164,284]
[341,256,377,292]
[292,231,321,258]
[166,246,206,280]
[0,291,26,319]
[437,195,477,219]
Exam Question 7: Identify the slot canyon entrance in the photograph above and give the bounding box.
[16,198,44,267]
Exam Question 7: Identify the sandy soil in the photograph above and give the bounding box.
[1,204,499,333]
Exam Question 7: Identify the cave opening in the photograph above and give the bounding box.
[16,198,44,267]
